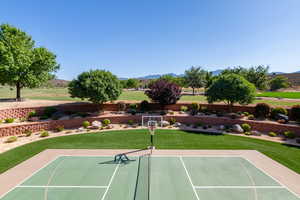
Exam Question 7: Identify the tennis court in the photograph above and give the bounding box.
[0,152,299,200]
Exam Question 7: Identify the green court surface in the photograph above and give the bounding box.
[0,156,299,200]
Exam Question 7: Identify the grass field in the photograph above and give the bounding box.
[0,129,299,174]
[257,92,300,99]
[0,87,300,106]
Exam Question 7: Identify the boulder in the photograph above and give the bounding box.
[73,116,82,119]
[58,116,71,120]
[218,125,225,130]
[232,124,243,133]
[161,120,170,127]
[251,130,261,136]
[276,114,289,123]
[174,122,182,127]
[51,111,65,120]
[91,121,102,128]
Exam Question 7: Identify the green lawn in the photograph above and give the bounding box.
[0,87,299,106]
[0,129,299,174]
[257,92,300,99]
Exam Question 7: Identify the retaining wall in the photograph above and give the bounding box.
[1,114,299,137]
[0,102,260,120]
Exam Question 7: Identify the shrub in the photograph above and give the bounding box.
[140,100,150,112]
[268,132,277,137]
[28,110,37,118]
[102,119,111,126]
[24,130,32,137]
[160,110,167,116]
[5,118,14,123]
[128,120,134,125]
[243,112,249,116]
[43,107,57,118]
[244,132,251,135]
[68,70,122,104]
[117,101,126,112]
[145,79,181,105]
[269,76,289,91]
[271,107,288,119]
[6,136,17,143]
[20,117,27,122]
[55,125,64,132]
[129,103,138,110]
[255,103,271,118]
[39,115,49,120]
[82,121,90,128]
[40,130,49,137]
[168,110,175,115]
[128,103,138,115]
[290,105,300,121]
[283,131,296,139]
[248,114,255,120]
[169,117,176,125]
[241,123,251,132]
[180,106,188,112]
[195,122,203,127]
[190,103,200,115]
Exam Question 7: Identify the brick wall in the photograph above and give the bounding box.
[0,102,262,120]
[1,114,299,137]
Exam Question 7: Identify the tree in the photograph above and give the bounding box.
[221,65,269,90]
[145,79,181,106]
[159,75,186,87]
[245,65,269,90]
[203,71,214,90]
[120,80,128,89]
[68,70,122,104]
[205,74,256,112]
[0,24,59,100]
[269,76,289,91]
[126,78,140,89]
[184,66,206,95]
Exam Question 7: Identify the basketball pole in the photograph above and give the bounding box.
[150,134,153,149]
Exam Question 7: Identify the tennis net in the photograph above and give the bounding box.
[133,152,151,200]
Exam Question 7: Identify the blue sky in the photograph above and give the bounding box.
[1,0,300,80]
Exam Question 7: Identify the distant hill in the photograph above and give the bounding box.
[270,72,300,86]
[136,70,226,80]
[269,72,284,75]
[211,69,223,76]
[45,79,70,87]
[137,73,182,80]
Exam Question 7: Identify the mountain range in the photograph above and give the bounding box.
[130,70,300,80]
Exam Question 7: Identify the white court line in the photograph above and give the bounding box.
[151,155,243,157]
[243,157,300,198]
[59,155,139,158]
[180,156,200,200]
[17,185,108,189]
[100,163,120,200]
[0,155,61,199]
[194,186,284,189]
[239,159,258,200]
